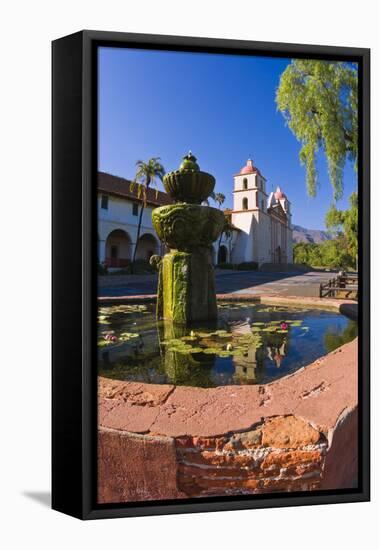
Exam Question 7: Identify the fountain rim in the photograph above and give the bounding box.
[97,294,358,322]
[164,168,215,178]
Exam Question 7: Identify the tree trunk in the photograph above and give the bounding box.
[131,180,149,273]
[217,231,224,265]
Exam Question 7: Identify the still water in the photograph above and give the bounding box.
[98,302,357,387]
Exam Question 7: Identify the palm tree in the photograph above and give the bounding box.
[130,157,165,273]
[211,193,228,263]
[213,192,226,209]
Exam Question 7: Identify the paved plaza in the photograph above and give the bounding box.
[98,269,335,298]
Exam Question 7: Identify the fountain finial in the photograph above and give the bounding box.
[163,152,215,204]
[179,151,200,172]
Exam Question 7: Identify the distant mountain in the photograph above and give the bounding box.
[292,225,332,244]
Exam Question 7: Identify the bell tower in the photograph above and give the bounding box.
[232,159,267,213]
[231,158,268,264]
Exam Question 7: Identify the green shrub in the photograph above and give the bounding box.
[98,262,108,275]
[101,259,156,275]
[127,259,156,274]
[217,263,235,270]
[293,240,355,271]
[236,261,259,271]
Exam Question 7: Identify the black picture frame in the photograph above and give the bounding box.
[52,30,370,520]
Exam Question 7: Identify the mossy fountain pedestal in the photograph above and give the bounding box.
[152,153,224,324]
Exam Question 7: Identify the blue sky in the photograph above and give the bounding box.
[98,47,357,230]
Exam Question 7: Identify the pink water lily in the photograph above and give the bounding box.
[104,333,118,342]
[280,322,288,330]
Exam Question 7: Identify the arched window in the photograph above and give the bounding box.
[243,177,248,190]
[242,197,248,210]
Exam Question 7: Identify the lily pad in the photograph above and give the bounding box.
[98,340,113,347]
[218,351,232,357]
[196,331,215,338]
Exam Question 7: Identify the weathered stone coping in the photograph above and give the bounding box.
[98,293,357,321]
[98,337,358,502]
[99,338,357,438]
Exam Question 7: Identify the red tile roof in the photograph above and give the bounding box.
[97,171,171,207]
[238,159,263,178]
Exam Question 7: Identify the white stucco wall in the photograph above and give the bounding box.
[230,213,254,263]
[98,193,155,230]
[97,185,293,268]
[253,211,272,264]
[98,193,162,263]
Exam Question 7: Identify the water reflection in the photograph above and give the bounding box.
[158,322,216,387]
[324,320,358,354]
[97,303,357,387]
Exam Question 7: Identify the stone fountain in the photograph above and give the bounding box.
[151,153,225,324]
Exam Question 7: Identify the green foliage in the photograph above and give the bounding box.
[130,157,165,205]
[236,261,259,271]
[212,192,226,209]
[216,261,259,270]
[325,191,358,261]
[276,60,358,200]
[97,261,108,275]
[324,320,358,353]
[293,239,355,270]
[217,262,235,269]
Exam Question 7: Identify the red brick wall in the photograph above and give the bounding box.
[175,416,327,497]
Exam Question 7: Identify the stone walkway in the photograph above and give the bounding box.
[98,269,336,298]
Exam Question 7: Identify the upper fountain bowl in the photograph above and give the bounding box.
[163,152,215,204]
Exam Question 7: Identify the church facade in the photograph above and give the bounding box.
[97,158,293,269]
[226,159,293,266]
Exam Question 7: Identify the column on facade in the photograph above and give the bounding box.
[98,239,106,263]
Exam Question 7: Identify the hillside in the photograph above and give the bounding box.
[292,225,332,244]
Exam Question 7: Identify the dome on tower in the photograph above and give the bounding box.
[274,186,287,200]
[239,158,260,176]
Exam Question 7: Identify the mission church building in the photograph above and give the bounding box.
[97,158,293,269]
[230,158,293,265]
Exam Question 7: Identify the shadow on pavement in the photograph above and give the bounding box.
[98,269,325,297]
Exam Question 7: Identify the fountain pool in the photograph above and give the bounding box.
[98,301,357,388]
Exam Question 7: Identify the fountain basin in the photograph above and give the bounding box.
[97,296,358,502]
[98,336,358,502]
[152,203,225,250]
[163,169,215,204]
